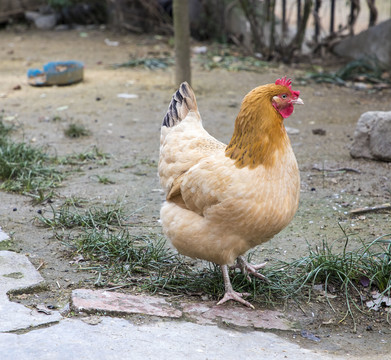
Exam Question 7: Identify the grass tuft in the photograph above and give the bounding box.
[64,123,91,138]
[39,199,125,230]
[57,146,110,166]
[0,121,63,195]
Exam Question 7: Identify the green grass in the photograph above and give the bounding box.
[0,121,14,137]
[57,146,110,166]
[300,58,391,88]
[0,121,63,195]
[0,120,110,199]
[95,175,115,185]
[38,198,391,328]
[64,123,91,138]
[39,199,125,230]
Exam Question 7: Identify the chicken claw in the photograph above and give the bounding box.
[217,265,255,309]
[231,256,269,282]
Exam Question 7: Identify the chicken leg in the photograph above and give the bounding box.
[216,265,254,309]
[232,256,269,282]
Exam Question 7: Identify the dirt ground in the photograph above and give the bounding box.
[1,28,391,356]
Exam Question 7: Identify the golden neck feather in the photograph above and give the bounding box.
[225,85,290,169]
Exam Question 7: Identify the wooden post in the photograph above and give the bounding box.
[173,0,191,86]
[314,0,321,43]
[330,0,335,34]
[297,0,301,33]
[366,0,378,27]
[282,0,287,35]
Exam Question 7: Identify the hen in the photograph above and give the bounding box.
[159,78,303,308]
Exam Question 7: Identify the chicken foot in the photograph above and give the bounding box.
[231,256,269,283]
[216,265,255,309]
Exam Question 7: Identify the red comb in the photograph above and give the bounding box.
[275,77,292,90]
[275,76,300,98]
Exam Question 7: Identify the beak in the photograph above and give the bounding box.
[292,97,304,105]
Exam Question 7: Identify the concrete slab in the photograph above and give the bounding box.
[0,227,9,242]
[0,317,343,360]
[0,250,62,332]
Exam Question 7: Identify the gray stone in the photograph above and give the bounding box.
[0,317,343,360]
[0,227,9,243]
[25,10,57,30]
[350,111,391,161]
[34,14,57,30]
[71,289,182,318]
[333,19,391,69]
[0,251,62,332]
[370,117,391,161]
[0,250,45,294]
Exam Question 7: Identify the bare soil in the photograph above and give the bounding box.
[1,28,391,357]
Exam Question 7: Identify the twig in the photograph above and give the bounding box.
[104,285,128,291]
[350,203,391,214]
[312,165,361,174]
[36,262,44,271]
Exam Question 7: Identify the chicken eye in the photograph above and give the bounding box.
[281,94,287,99]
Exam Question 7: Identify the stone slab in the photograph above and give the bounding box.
[72,288,294,331]
[0,250,46,295]
[71,289,182,318]
[0,298,62,333]
[0,227,9,243]
[0,317,344,360]
[0,250,62,332]
[182,302,295,330]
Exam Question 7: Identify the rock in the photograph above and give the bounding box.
[25,10,57,30]
[0,251,62,332]
[34,13,57,30]
[350,111,391,161]
[333,20,391,69]
[0,227,9,242]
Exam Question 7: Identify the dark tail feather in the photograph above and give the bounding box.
[162,82,198,128]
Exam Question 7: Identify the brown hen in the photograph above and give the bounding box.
[159,78,303,307]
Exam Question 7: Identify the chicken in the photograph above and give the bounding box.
[158,78,303,308]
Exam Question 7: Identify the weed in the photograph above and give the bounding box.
[0,120,14,138]
[0,123,63,195]
[64,123,91,138]
[29,189,56,205]
[57,146,110,166]
[300,58,391,89]
[95,175,115,185]
[38,200,126,230]
[52,115,63,122]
